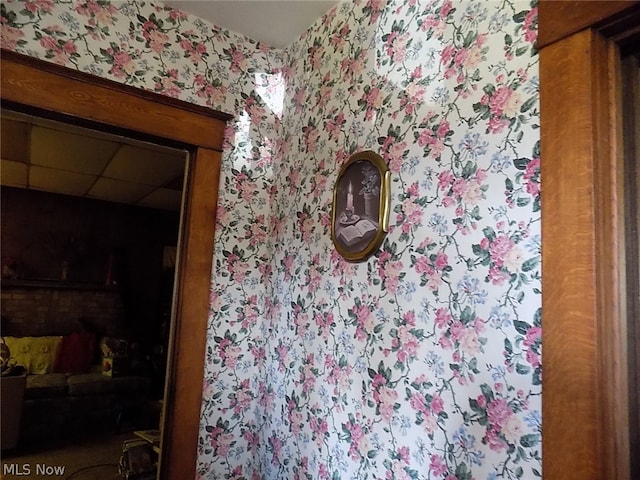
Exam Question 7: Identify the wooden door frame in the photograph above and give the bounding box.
[0,50,231,479]
[539,2,640,479]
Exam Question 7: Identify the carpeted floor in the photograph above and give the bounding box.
[1,431,136,480]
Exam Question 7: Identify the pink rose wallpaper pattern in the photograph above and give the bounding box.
[2,0,541,478]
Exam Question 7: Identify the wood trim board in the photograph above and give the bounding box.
[537,0,639,49]
[539,5,640,480]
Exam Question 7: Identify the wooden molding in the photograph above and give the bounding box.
[160,148,221,480]
[1,49,230,151]
[538,0,640,49]
[540,27,630,480]
[1,51,227,479]
[620,54,640,475]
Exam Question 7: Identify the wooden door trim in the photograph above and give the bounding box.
[1,50,228,479]
[160,147,221,480]
[621,54,640,476]
[539,5,640,480]
[0,50,230,149]
[538,0,639,49]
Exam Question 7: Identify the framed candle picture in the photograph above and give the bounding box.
[331,150,391,262]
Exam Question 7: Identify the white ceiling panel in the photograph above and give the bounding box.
[30,126,120,174]
[0,159,28,188]
[1,113,186,211]
[105,146,186,186]
[138,187,183,211]
[29,165,96,196]
[1,119,29,163]
[87,177,155,204]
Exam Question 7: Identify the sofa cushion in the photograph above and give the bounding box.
[4,336,63,374]
[67,373,150,396]
[24,373,68,399]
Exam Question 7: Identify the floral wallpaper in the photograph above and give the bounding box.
[2,0,540,479]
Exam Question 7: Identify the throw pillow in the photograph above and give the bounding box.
[53,332,96,374]
[3,336,63,374]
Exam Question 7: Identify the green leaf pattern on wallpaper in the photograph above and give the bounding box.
[2,0,540,478]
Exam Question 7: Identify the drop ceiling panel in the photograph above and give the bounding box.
[30,126,119,174]
[29,165,96,196]
[88,177,155,204]
[1,119,30,163]
[138,187,183,211]
[1,111,186,211]
[1,159,28,187]
[104,146,185,186]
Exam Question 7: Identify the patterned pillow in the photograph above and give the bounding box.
[3,336,63,374]
[53,332,96,374]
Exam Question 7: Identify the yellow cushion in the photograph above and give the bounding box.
[3,336,63,374]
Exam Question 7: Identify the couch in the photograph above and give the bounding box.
[3,334,152,447]
[1,373,26,450]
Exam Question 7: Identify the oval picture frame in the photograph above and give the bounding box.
[331,150,391,262]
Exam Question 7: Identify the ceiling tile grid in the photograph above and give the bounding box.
[1,114,187,211]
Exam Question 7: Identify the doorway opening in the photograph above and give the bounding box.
[0,108,189,477]
[1,50,229,478]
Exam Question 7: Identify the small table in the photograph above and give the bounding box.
[134,429,161,454]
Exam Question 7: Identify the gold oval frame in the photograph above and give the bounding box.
[331,150,391,262]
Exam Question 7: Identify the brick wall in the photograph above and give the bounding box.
[1,285,126,337]
[1,187,180,343]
